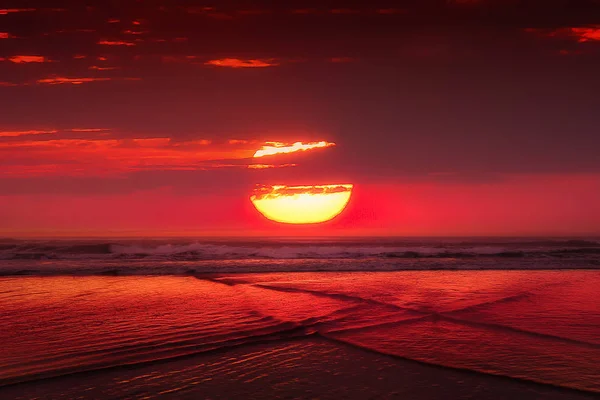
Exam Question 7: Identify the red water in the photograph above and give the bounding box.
[0,271,598,398]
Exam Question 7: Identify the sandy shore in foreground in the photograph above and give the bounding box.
[1,273,599,399]
[2,336,596,400]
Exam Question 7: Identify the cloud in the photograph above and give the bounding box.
[570,27,600,42]
[254,141,335,158]
[89,66,120,71]
[0,32,10,39]
[36,77,113,85]
[251,184,353,200]
[123,29,147,35]
[0,130,58,137]
[205,58,280,68]
[525,26,600,43]
[165,55,355,67]
[0,8,35,15]
[172,139,212,146]
[228,139,258,145]
[7,56,50,63]
[0,136,335,177]
[69,128,110,133]
[131,138,172,147]
[248,164,297,169]
[98,40,136,46]
[0,137,263,177]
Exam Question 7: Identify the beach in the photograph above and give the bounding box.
[1,270,599,399]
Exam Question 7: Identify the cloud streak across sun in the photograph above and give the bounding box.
[253,141,335,158]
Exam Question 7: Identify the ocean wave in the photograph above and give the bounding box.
[0,239,600,261]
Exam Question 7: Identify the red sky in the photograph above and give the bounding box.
[1,0,600,236]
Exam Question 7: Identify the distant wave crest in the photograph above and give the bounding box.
[1,239,599,262]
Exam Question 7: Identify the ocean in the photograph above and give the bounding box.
[1,237,600,275]
[0,237,599,399]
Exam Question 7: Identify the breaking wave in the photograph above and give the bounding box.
[0,238,599,261]
[0,238,598,276]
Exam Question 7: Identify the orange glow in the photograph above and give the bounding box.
[253,141,335,158]
[250,184,353,224]
[205,58,279,68]
[8,55,48,63]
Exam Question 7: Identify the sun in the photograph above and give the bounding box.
[250,184,353,224]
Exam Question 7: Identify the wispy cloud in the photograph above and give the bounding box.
[0,8,35,15]
[0,137,259,176]
[248,164,297,169]
[7,55,50,63]
[252,184,353,200]
[0,137,326,177]
[0,76,139,87]
[36,77,113,85]
[205,58,280,68]
[228,139,258,145]
[570,27,600,42]
[89,66,120,71]
[0,130,57,137]
[525,26,600,43]
[69,128,110,133]
[98,40,136,46]
[254,141,335,158]
[172,139,212,146]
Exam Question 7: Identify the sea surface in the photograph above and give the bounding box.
[1,236,599,275]
[0,238,599,399]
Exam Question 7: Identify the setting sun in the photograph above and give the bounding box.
[250,184,353,224]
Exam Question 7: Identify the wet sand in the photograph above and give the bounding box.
[1,272,599,399]
[3,337,597,400]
